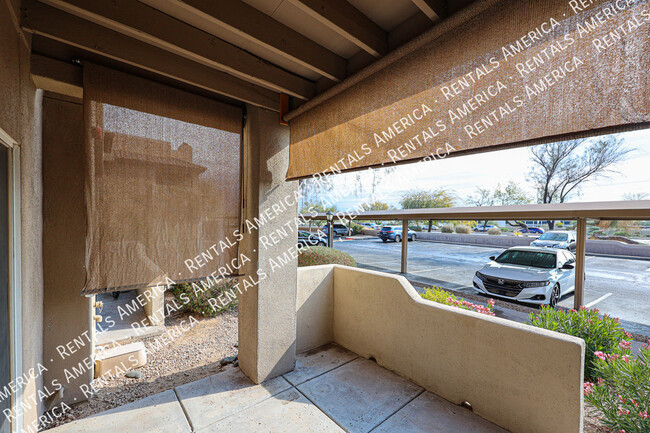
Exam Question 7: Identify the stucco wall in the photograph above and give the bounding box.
[0,1,45,427]
[296,266,333,353]
[297,265,585,433]
[42,95,93,406]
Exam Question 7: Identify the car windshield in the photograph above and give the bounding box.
[381,227,393,231]
[538,233,568,241]
[495,250,556,269]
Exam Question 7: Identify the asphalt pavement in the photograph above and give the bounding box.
[334,238,650,337]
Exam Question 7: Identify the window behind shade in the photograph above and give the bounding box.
[82,63,242,294]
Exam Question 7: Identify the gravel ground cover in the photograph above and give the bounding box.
[42,299,238,430]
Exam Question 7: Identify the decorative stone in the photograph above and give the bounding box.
[125,370,142,379]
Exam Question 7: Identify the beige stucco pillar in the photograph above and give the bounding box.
[238,105,298,383]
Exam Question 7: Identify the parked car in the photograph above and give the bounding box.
[474,224,495,232]
[297,230,326,248]
[322,224,350,237]
[517,227,545,234]
[530,230,576,251]
[360,222,380,230]
[473,246,576,307]
[378,226,417,242]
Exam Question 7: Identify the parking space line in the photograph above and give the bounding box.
[585,293,613,308]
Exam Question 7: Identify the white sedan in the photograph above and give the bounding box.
[473,246,576,308]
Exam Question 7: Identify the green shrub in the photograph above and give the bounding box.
[351,223,364,235]
[455,224,471,234]
[585,343,649,433]
[421,286,495,316]
[440,225,454,233]
[170,279,238,317]
[408,225,422,232]
[298,246,356,267]
[528,306,631,380]
[614,230,631,237]
[487,227,501,235]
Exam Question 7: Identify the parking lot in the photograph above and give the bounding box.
[335,238,650,336]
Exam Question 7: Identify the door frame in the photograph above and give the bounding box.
[0,127,22,433]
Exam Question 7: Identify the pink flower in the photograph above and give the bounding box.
[638,411,648,419]
[619,340,632,350]
[594,351,607,360]
[618,408,630,416]
[583,382,594,396]
[621,355,630,363]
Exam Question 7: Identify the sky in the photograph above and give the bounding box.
[310,129,650,211]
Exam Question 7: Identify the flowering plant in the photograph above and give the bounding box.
[420,286,495,316]
[528,306,630,379]
[584,342,650,433]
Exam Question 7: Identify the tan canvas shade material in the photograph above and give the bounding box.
[83,64,243,294]
[286,0,650,180]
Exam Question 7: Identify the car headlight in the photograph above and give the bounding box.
[520,280,550,288]
[475,271,487,281]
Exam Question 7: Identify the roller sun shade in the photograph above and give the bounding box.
[287,0,650,180]
[83,64,242,294]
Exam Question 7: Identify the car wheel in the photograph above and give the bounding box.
[549,284,561,308]
[395,235,401,242]
[318,241,326,246]
[382,239,387,243]
[410,234,416,242]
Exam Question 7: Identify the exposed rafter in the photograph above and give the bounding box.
[285,0,387,57]
[151,0,347,82]
[38,0,315,100]
[412,0,447,21]
[30,53,83,98]
[21,2,280,111]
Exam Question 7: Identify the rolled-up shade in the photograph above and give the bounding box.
[287,0,650,180]
[83,64,242,294]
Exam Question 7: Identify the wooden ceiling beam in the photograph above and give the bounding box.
[38,0,315,100]
[21,2,280,111]
[30,53,83,98]
[285,0,387,57]
[412,0,447,21]
[156,0,347,82]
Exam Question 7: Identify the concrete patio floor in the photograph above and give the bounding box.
[47,344,509,433]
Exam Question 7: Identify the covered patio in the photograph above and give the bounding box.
[1,0,648,433]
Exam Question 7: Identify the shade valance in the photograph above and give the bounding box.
[287,0,650,180]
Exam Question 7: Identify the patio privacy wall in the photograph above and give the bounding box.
[42,94,94,406]
[297,265,585,433]
[82,64,243,293]
[287,0,650,179]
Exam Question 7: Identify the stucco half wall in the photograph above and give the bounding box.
[296,265,585,433]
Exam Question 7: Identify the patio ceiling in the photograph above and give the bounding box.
[20,0,478,111]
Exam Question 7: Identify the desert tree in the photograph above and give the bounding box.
[529,136,631,229]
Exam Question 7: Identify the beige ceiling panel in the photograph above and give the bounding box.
[348,0,420,31]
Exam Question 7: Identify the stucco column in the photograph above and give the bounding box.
[238,105,298,383]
